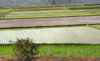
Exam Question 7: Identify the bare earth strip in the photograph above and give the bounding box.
[0,16,100,28]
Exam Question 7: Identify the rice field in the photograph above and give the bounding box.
[89,24,100,29]
[0,25,100,44]
[10,10,76,14]
[0,9,12,13]
[5,14,96,19]
[6,12,88,17]
[0,44,100,58]
[4,8,100,19]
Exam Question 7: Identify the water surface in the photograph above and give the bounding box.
[0,26,100,44]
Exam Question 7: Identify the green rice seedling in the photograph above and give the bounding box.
[0,9,12,13]
[10,10,76,14]
[0,44,100,57]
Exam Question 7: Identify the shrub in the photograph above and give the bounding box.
[12,38,39,60]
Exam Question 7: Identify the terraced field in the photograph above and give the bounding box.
[9,10,76,14]
[1,16,100,28]
[6,12,88,17]
[0,9,12,13]
[0,25,100,44]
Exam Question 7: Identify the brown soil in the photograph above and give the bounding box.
[0,16,100,29]
[0,56,100,61]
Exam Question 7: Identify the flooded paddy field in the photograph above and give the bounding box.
[0,16,100,28]
[6,12,88,17]
[0,25,100,44]
[0,16,100,44]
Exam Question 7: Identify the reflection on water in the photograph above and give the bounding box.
[0,26,100,44]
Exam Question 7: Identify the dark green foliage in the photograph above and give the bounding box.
[51,0,56,5]
[83,3,100,6]
[14,4,81,9]
[12,38,39,60]
[68,6,100,10]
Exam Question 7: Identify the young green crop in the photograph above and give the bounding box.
[0,44,100,58]
[10,10,76,14]
[0,9,13,19]
[0,9,12,13]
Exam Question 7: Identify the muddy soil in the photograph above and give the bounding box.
[0,16,100,28]
[0,56,100,61]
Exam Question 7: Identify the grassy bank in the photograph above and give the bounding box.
[4,14,99,19]
[0,9,12,19]
[89,24,100,29]
[0,44,100,58]
[10,10,76,14]
[0,9,12,13]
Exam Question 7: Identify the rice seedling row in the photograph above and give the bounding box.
[10,10,76,14]
[0,9,12,13]
[0,44,100,58]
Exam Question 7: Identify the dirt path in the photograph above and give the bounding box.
[0,56,100,61]
[0,16,100,28]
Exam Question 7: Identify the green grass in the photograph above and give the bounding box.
[0,44,100,58]
[0,9,12,19]
[10,10,76,14]
[89,24,100,29]
[0,45,13,58]
[0,9,12,13]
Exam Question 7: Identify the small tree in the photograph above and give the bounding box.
[12,38,39,60]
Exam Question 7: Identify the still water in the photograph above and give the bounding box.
[0,26,100,44]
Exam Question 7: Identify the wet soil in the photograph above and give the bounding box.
[0,16,100,28]
[0,56,100,61]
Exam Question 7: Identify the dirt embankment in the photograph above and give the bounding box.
[0,56,100,61]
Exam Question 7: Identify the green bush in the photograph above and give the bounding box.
[12,38,39,60]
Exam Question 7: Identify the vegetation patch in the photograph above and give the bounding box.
[0,44,100,58]
[68,6,100,10]
[10,10,76,14]
[83,3,100,6]
[89,24,100,30]
[0,9,13,19]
